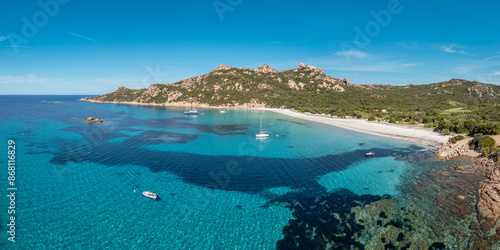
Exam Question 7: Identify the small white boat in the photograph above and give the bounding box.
[366,152,375,156]
[184,109,199,115]
[142,191,158,199]
[256,117,269,138]
[220,110,226,113]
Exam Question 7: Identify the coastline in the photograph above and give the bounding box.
[79,99,450,148]
[258,108,450,148]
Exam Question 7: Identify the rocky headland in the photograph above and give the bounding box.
[434,136,500,247]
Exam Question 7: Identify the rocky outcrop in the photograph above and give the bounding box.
[435,141,473,160]
[435,138,500,235]
[477,158,500,224]
[317,82,345,92]
[467,83,497,97]
[254,64,277,73]
[84,117,103,123]
[286,80,300,90]
[478,181,500,220]
[212,63,232,72]
[341,78,351,85]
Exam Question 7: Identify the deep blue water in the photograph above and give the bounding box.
[0,95,442,249]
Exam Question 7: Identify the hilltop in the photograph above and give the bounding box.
[81,63,500,136]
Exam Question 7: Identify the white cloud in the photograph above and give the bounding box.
[0,74,50,84]
[0,36,8,42]
[482,54,500,62]
[396,41,467,54]
[334,50,368,58]
[440,45,466,54]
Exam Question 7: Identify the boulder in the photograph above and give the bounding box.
[477,182,500,221]
[85,117,104,123]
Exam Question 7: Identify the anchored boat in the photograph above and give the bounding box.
[142,191,158,199]
[184,109,199,115]
[256,117,269,138]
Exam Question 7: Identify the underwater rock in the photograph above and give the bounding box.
[428,242,445,249]
[276,189,383,249]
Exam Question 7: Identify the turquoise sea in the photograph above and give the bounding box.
[0,96,482,249]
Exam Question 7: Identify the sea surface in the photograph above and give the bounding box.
[0,95,481,249]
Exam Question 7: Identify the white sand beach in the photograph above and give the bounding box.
[260,108,450,148]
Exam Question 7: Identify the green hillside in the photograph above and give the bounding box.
[82,63,500,135]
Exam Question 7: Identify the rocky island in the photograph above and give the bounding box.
[84,117,103,123]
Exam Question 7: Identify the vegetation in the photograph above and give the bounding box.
[87,64,500,135]
[449,135,466,144]
[469,134,498,156]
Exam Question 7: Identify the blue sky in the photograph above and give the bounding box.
[1,0,500,94]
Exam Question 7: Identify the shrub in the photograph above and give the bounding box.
[482,147,491,157]
[449,135,466,144]
[368,116,376,121]
[470,134,496,156]
[441,129,451,135]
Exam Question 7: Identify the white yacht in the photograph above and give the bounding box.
[184,109,199,115]
[366,152,375,156]
[142,191,158,199]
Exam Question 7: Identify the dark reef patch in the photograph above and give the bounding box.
[213,124,247,134]
[50,128,418,194]
[274,189,389,249]
[428,242,446,249]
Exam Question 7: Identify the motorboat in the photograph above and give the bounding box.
[366,152,375,156]
[184,109,199,115]
[142,191,158,199]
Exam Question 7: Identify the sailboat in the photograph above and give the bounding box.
[255,117,269,138]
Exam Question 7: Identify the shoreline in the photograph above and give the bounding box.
[258,108,450,148]
[79,99,450,148]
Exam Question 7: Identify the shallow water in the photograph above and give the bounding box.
[0,96,476,249]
